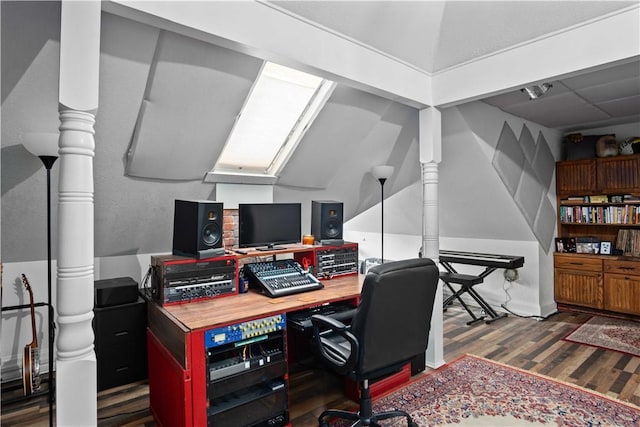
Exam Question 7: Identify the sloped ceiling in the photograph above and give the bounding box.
[125,30,262,180]
[273,1,635,74]
[272,1,640,131]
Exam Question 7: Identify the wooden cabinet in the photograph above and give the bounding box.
[556,154,640,198]
[555,155,640,316]
[603,259,640,315]
[597,155,640,193]
[556,159,597,197]
[554,254,640,315]
[554,254,603,309]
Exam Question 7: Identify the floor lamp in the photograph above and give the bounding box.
[23,132,58,427]
[371,165,394,263]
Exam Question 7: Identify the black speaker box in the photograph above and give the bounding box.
[311,200,344,244]
[173,200,224,259]
[94,276,138,308]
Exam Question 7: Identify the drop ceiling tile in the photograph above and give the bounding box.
[573,77,640,103]
[595,94,640,117]
[506,92,610,128]
[562,61,640,89]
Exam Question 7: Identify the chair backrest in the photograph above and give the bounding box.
[350,258,439,376]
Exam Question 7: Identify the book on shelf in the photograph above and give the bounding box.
[560,195,640,205]
[559,204,640,225]
[616,229,640,257]
[588,195,608,203]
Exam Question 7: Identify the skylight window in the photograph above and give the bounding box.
[211,62,334,181]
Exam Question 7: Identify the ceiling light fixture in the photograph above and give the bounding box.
[521,83,553,100]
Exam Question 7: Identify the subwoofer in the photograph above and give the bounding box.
[311,200,343,245]
[173,200,224,259]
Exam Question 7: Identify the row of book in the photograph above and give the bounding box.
[562,194,640,204]
[559,205,640,225]
[615,229,640,257]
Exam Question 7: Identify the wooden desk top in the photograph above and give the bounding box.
[230,243,317,259]
[159,273,364,332]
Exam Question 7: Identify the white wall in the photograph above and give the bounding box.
[0,253,160,381]
[346,100,565,319]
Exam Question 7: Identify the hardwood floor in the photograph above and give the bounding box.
[2,307,639,426]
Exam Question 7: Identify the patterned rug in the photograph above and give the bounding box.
[563,315,640,357]
[362,354,639,426]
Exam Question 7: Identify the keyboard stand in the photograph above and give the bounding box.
[439,251,519,324]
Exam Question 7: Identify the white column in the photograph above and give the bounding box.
[420,107,445,368]
[56,2,100,425]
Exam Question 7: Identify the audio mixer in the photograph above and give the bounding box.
[243,259,323,298]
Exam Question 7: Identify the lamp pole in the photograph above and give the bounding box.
[40,155,57,427]
[371,165,394,264]
[24,132,59,427]
[378,177,387,263]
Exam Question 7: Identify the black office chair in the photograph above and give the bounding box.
[311,258,439,427]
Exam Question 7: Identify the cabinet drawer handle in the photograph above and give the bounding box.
[620,267,636,271]
[569,262,584,266]
[115,331,129,337]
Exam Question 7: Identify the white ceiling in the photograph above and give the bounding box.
[273,1,640,131]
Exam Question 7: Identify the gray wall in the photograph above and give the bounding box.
[1,6,420,263]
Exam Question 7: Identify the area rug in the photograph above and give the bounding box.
[362,354,639,426]
[563,315,640,357]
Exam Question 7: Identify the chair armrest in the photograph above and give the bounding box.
[311,314,359,375]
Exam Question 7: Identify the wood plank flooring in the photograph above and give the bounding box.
[1,307,639,426]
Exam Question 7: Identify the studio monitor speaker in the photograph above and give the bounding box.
[311,200,343,244]
[173,200,224,259]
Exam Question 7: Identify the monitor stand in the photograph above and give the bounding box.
[256,244,286,251]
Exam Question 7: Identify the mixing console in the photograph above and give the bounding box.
[243,259,323,298]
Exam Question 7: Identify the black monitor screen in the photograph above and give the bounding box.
[238,203,302,250]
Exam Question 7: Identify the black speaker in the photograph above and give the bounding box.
[173,200,224,259]
[311,200,343,244]
[94,277,138,308]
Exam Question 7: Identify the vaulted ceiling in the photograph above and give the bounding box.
[271,1,640,131]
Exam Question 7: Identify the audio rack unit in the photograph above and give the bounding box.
[205,314,288,427]
[295,242,359,279]
[151,254,238,306]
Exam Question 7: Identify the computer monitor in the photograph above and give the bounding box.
[238,203,302,250]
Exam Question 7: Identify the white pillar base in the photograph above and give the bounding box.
[56,355,97,426]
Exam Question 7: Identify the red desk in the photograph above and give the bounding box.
[147,272,362,427]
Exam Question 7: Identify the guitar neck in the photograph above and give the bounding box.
[29,303,37,347]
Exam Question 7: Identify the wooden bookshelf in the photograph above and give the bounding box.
[555,155,640,316]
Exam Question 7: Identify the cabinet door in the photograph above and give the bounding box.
[556,159,596,197]
[597,155,640,193]
[554,268,603,308]
[604,273,640,315]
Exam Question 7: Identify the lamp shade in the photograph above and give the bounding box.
[22,132,59,158]
[371,165,394,180]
